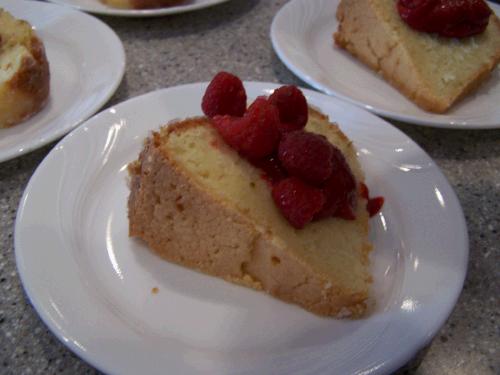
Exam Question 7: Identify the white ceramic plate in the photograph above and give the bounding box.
[16,82,468,375]
[47,0,231,17]
[271,0,500,128]
[0,0,125,162]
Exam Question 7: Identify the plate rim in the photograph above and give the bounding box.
[15,82,469,375]
[46,0,231,17]
[270,0,500,129]
[0,0,125,162]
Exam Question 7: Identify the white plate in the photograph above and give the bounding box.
[47,0,231,17]
[16,82,468,375]
[271,0,500,128]
[0,0,125,162]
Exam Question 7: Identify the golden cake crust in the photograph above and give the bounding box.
[334,0,500,113]
[128,111,372,318]
[0,10,50,128]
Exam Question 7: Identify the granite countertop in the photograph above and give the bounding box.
[0,0,498,374]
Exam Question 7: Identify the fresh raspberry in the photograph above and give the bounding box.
[367,196,384,217]
[359,182,385,216]
[433,0,491,37]
[359,182,369,200]
[276,122,302,135]
[202,72,247,117]
[251,155,287,185]
[268,85,308,132]
[334,194,357,220]
[272,177,326,229]
[397,0,492,38]
[315,155,357,219]
[212,97,280,160]
[278,131,334,186]
[313,183,342,219]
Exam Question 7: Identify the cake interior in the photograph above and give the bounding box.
[160,110,371,295]
[0,11,33,85]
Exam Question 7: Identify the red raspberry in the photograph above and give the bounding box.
[367,196,384,217]
[251,155,287,185]
[359,182,369,200]
[358,182,385,217]
[272,177,325,229]
[315,154,357,220]
[276,122,302,135]
[202,72,247,117]
[334,195,357,220]
[268,85,308,132]
[212,97,280,160]
[278,130,334,186]
[397,0,492,38]
[433,0,492,37]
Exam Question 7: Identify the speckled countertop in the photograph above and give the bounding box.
[0,0,499,374]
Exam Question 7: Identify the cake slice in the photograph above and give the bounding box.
[334,0,500,113]
[0,9,50,128]
[128,108,372,317]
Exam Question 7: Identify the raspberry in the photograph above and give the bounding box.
[359,182,369,200]
[212,97,280,160]
[278,131,334,186]
[359,182,384,217]
[251,155,287,185]
[272,177,325,229]
[397,0,492,38]
[367,196,384,217]
[315,156,357,219]
[334,194,357,220]
[268,85,308,132]
[276,122,302,135]
[202,72,247,117]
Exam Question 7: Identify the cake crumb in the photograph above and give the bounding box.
[442,73,456,83]
[151,287,159,294]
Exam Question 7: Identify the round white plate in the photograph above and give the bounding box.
[47,0,231,17]
[271,0,500,128]
[0,0,125,162]
[16,82,468,375]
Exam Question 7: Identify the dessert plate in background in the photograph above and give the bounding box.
[46,0,231,17]
[16,83,468,375]
[0,0,125,162]
[271,0,500,129]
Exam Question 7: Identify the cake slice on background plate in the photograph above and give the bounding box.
[334,0,500,113]
[0,9,50,128]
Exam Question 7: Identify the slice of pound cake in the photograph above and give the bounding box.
[334,0,500,113]
[128,73,383,317]
[0,9,50,128]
